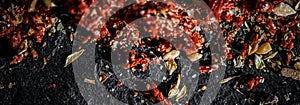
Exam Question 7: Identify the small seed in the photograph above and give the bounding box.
[8,82,16,89]
[99,75,107,83]
[43,57,47,64]
[201,86,207,91]
[294,62,300,71]
[187,53,203,62]
[134,92,138,97]
[163,50,180,60]
[256,42,272,54]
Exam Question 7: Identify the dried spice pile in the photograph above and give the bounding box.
[0,0,300,105]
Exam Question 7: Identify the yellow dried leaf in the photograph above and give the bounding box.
[255,54,265,69]
[64,49,85,67]
[256,42,272,55]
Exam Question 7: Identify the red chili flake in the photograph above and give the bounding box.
[287,16,300,27]
[81,35,91,44]
[199,65,218,73]
[98,25,109,40]
[246,77,261,91]
[10,51,29,65]
[31,49,38,60]
[286,53,292,66]
[116,81,122,87]
[143,84,171,105]
[288,43,294,50]
[241,44,249,59]
[227,53,233,60]
[49,83,56,88]
[9,33,22,49]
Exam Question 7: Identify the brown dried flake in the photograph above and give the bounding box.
[281,68,300,80]
[84,78,95,85]
[43,57,47,64]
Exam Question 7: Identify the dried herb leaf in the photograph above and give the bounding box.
[263,51,278,60]
[248,42,259,55]
[176,85,186,101]
[57,23,64,31]
[295,1,300,10]
[64,49,85,67]
[273,2,296,17]
[161,10,167,18]
[220,75,240,84]
[255,54,265,69]
[168,88,179,98]
[233,56,245,68]
[164,59,177,75]
[18,39,28,55]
